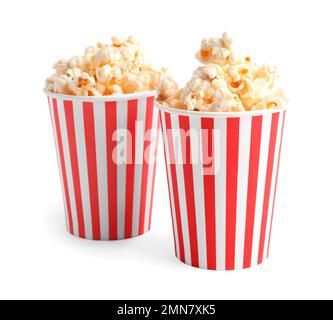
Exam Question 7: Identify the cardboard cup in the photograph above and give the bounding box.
[46,90,159,240]
[158,103,286,270]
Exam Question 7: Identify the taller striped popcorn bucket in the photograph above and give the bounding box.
[46,90,159,240]
[158,104,286,270]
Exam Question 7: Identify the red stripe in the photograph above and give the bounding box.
[138,97,154,235]
[180,115,199,268]
[201,118,216,270]
[52,99,74,234]
[267,111,286,258]
[64,100,85,238]
[105,102,118,240]
[165,112,185,262]
[82,102,101,240]
[124,100,138,239]
[257,113,280,264]
[161,112,177,256]
[226,118,240,270]
[148,119,160,231]
[243,116,263,269]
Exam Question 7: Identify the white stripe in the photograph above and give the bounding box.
[264,111,284,259]
[214,118,227,270]
[93,101,109,240]
[49,99,69,230]
[116,99,128,239]
[144,106,159,233]
[57,99,79,236]
[190,116,207,269]
[131,98,146,237]
[72,100,93,239]
[251,114,272,267]
[234,117,252,269]
[161,111,180,258]
[171,113,191,265]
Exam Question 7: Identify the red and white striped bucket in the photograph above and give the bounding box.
[158,104,286,270]
[46,91,159,240]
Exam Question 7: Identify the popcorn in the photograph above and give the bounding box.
[96,65,122,83]
[53,59,69,75]
[66,67,82,79]
[177,68,244,112]
[170,32,287,112]
[157,75,179,104]
[109,84,123,95]
[196,33,233,66]
[47,75,70,94]
[46,36,178,101]
[68,56,84,69]
[120,74,144,94]
[96,45,122,67]
[67,72,96,96]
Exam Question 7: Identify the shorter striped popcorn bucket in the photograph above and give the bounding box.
[46,90,159,240]
[158,104,286,270]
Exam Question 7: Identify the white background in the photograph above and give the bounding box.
[0,0,332,300]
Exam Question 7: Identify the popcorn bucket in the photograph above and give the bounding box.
[46,90,159,240]
[158,104,286,270]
